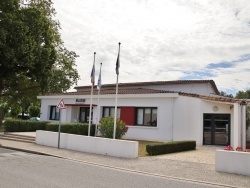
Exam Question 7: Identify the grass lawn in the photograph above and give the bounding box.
[138,140,163,157]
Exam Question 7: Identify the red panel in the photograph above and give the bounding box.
[120,107,135,125]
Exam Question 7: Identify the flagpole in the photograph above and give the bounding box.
[113,42,121,139]
[88,52,96,136]
[96,62,102,136]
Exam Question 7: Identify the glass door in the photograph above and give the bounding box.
[79,107,91,123]
[203,114,230,146]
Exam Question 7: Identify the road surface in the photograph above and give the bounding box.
[0,148,224,188]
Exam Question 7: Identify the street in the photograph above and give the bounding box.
[0,148,224,188]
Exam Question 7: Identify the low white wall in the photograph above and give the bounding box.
[215,150,250,176]
[36,130,138,159]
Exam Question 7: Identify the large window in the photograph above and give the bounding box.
[49,106,60,120]
[136,107,157,127]
[103,107,120,118]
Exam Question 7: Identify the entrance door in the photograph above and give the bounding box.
[203,114,230,146]
[79,107,92,123]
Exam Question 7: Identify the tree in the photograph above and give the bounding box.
[0,0,79,102]
[219,91,234,98]
[28,103,40,117]
[235,90,250,99]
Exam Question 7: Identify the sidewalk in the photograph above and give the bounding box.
[0,133,249,188]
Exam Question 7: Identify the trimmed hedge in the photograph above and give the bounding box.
[46,123,96,136]
[4,119,48,132]
[146,140,196,156]
[4,120,96,136]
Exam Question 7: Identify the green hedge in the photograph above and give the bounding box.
[46,123,96,136]
[146,140,196,156]
[4,120,96,136]
[4,119,48,132]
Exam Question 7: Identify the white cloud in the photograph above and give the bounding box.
[53,0,250,94]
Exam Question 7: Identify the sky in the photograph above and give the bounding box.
[52,0,250,95]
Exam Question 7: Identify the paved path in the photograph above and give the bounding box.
[0,132,249,188]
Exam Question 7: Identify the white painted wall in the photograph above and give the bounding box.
[36,130,138,159]
[173,96,202,144]
[141,83,215,95]
[38,93,237,146]
[98,96,175,142]
[173,97,232,145]
[216,150,250,176]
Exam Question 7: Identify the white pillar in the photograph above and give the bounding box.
[233,103,241,149]
[242,105,246,150]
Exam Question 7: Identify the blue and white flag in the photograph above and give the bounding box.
[116,43,121,75]
[97,63,102,90]
[90,52,96,85]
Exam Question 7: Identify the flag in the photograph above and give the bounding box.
[115,43,121,75]
[97,63,102,90]
[90,52,96,85]
[90,64,95,85]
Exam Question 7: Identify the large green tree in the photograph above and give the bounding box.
[0,0,79,100]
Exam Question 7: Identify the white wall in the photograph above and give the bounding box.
[36,130,139,159]
[142,83,215,95]
[38,93,236,145]
[98,96,175,142]
[173,96,202,144]
[39,94,177,142]
[173,96,232,145]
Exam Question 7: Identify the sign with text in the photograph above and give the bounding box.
[76,99,86,103]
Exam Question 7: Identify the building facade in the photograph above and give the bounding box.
[38,80,249,148]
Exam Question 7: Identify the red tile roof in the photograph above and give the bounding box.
[43,88,249,104]
[46,88,175,96]
[74,80,220,94]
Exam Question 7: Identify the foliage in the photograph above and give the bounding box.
[28,103,40,117]
[10,105,21,118]
[219,91,234,98]
[0,0,79,102]
[235,90,250,99]
[4,119,47,132]
[46,123,96,136]
[146,140,196,156]
[246,106,250,130]
[138,140,163,157]
[3,120,96,135]
[99,116,128,139]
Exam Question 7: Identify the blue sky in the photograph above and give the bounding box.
[53,0,250,96]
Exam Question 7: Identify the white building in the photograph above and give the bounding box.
[38,80,249,148]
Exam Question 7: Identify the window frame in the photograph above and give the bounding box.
[135,107,157,127]
[49,106,60,120]
[102,107,120,118]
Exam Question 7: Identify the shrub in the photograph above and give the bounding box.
[46,122,96,136]
[146,140,196,156]
[4,119,48,132]
[29,104,40,117]
[99,116,128,139]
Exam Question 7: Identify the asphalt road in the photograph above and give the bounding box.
[0,148,224,188]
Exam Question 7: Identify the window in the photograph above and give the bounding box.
[136,107,157,126]
[102,107,120,118]
[49,106,60,120]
